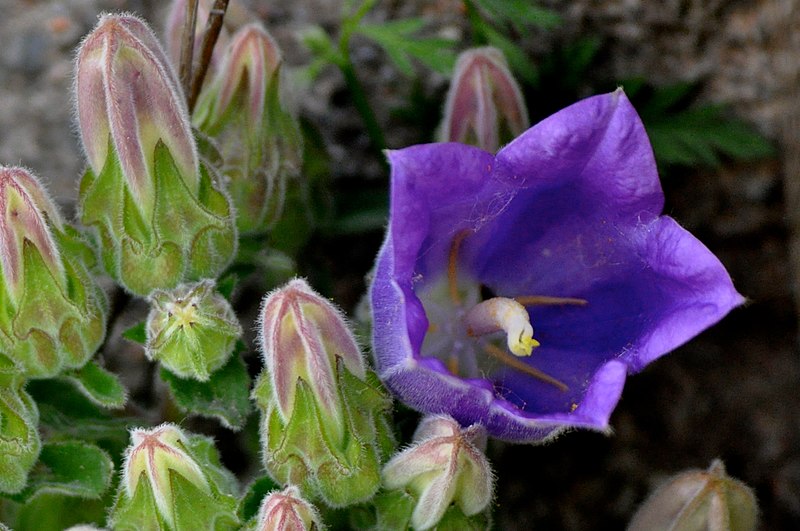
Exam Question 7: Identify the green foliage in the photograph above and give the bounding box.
[238,475,282,522]
[14,440,113,502]
[624,81,776,169]
[161,351,252,431]
[60,361,127,409]
[357,19,457,75]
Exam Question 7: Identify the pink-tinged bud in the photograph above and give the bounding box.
[253,486,324,531]
[381,415,493,531]
[117,423,239,529]
[198,23,281,135]
[438,47,529,152]
[75,13,198,218]
[0,166,64,302]
[628,459,758,531]
[259,278,365,441]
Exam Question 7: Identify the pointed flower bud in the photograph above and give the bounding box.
[438,47,529,152]
[75,14,236,296]
[628,459,758,531]
[146,279,242,381]
[111,423,239,530]
[194,23,302,234]
[378,415,493,531]
[244,485,325,531]
[0,166,107,378]
[0,373,41,494]
[253,279,394,506]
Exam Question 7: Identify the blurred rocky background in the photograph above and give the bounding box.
[0,0,798,529]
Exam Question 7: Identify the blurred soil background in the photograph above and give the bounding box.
[1,0,798,529]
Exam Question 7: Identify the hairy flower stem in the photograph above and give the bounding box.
[179,0,199,96]
[188,0,230,112]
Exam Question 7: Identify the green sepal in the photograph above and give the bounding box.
[0,382,41,495]
[253,358,394,507]
[79,137,237,296]
[161,352,252,430]
[12,440,113,502]
[109,433,239,531]
[60,360,127,409]
[0,226,107,378]
[353,489,492,531]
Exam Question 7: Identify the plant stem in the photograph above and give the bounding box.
[188,0,230,113]
[179,0,199,99]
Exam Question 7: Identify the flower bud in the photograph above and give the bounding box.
[0,166,107,378]
[111,423,239,530]
[0,373,41,494]
[243,485,325,531]
[378,415,493,531]
[146,279,242,381]
[628,459,758,531]
[438,47,529,152]
[193,23,302,234]
[75,14,236,296]
[252,279,394,507]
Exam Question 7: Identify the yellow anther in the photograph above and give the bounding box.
[464,296,539,357]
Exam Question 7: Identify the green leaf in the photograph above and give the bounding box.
[16,440,113,501]
[122,321,146,345]
[475,0,562,30]
[161,352,252,430]
[239,475,282,522]
[357,19,457,75]
[8,493,108,531]
[28,379,134,455]
[61,361,127,409]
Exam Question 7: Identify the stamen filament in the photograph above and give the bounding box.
[515,295,588,306]
[448,229,471,306]
[483,343,568,392]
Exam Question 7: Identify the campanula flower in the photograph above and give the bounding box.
[370,90,743,442]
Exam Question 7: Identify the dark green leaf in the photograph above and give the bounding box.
[15,441,113,502]
[61,361,127,409]
[357,19,457,75]
[216,273,238,301]
[239,475,282,522]
[122,321,146,345]
[475,0,562,30]
[28,380,135,451]
[161,352,252,430]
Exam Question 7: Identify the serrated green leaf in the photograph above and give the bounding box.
[642,95,776,169]
[161,352,252,430]
[357,20,457,75]
[61,361,127,409]
[16,441,113,502]
[122,321,146,345]
[475,0,562,30]
[239,475,282,522]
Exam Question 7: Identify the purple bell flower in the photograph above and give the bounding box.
[370,90,743,443]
